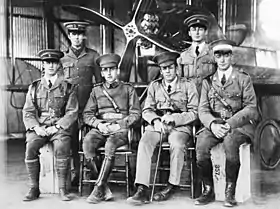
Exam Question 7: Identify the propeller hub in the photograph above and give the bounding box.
[123,21,139,41]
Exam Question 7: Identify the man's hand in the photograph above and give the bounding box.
[107,123,121,133]
[161,114,175,126]
[153,119,166,133]
[210,123,230,138]
[34,126,48,137]
[45,126,59,136]
[97,123,111,134]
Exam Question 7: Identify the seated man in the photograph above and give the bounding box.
[127,52,199,205]
[82,53,141,204]
[195,39,259,207]
[22,49,78,201]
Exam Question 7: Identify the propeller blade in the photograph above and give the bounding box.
[119,38,139,82]
[61,5,124,29]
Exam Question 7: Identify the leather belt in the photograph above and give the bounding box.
[100,112,124,120]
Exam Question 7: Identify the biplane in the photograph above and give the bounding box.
[3,0,280,173]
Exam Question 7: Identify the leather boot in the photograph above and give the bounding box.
[224,160,239,207]
[153,183,176,201]
[56,158,71,201]
[86,185,104,204]
[86,156,114,203]
[86,157,101,180]
[104,184,114,201]
[127,184,149,205]
[23,160,41,201]
[195,159,215,205]
[224,182,237,207]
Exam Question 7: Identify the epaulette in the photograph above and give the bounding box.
[238,68,249,76]
[31,78,41,86]
[93,82,103,88]
[150,77,163,84]
[120,81,133,86]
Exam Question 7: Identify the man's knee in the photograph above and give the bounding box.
[25,142,40,161]
[54,139,71,158]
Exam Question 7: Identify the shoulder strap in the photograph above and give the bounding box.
[101,85,121,113]
[30,80,40,110]
[206,77,233,112]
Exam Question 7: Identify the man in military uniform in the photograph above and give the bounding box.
[22,49,78,201]
[82,53,141,204]
[61,21,102,185]
[127,52,199,205]
[177,14,215,95]
[195,40,259,207]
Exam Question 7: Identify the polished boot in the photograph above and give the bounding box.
[56,158,71,201]
[153,183,176,201]
[86,185,104,204]
[224,182,237,207]
[86,157,101,180]
[224,160,239,207]
[195,160,215,205]
[86,156,114,203]
[127,184,149,205]
[104,184,114,201]
[23,160,41,201]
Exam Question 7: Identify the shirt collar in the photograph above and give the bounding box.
[164,76,178,88]
[105,80,119,89]
[191,41,206,51]
[44,74,58,85]
[217,66,233,81]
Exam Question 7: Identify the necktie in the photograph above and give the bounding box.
[48,80,52,88]
[195,46,200,56]
[221,74,226,85]
[167,85,171,93]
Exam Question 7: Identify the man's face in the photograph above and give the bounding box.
[160,63,177,83]
[214,51,232,71]
[43,60,60,76]
[101,66,119,83]
[68,31,85,48]
[188,25,207,42]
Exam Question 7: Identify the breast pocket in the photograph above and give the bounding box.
[181,58,195,78]
[156,97,167,109]
[200,59,215,78]
[225,91,242,111]
[62,62,74,78]
[36,91,47,110]
[53,92,66,109]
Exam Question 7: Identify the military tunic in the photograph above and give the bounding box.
[196,67,258,179]
[61,47,101,112]
[23,75,79,160]
[134,76,199,187]
[82,81,141,159]
[177,44,216,95]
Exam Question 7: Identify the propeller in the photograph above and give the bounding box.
[62,0,225,82]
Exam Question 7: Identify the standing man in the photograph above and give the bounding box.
[127,52,199,205]
[177,14,215,95]
[195,40,258,207]
[22,49,78,201]
[82,53,141,204]
[61,21,102,185]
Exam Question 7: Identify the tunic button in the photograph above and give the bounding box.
[77,68,79,70]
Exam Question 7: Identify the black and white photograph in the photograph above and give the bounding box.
[1,0,280,208]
